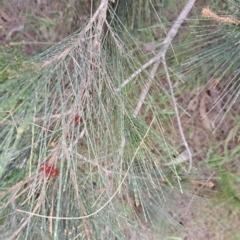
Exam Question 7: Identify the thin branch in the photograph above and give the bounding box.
[105,20,124,54]
[132,0,196,171]
[162,59,192,172]
[92,0,109,50]
[133,0,196,117]
[116,55,159,92]
[117,0,196,93]
[40,0,109,68]
[85,0,109,33]
[133,57,160,117]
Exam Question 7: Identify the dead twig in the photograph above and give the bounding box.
[162,59,192,172]
[85,0,109,33]
[41,0,109,68]
[133,0,196,117]
[116,0,196,94]
[92,0,108,51]
[115,54,159,92]
[132,0,195,172]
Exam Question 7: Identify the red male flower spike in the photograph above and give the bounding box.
[39,163,59,179]
[74,115,83,124]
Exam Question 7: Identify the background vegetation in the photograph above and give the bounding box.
[0,0,239,239]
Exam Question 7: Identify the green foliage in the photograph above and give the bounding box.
[1,0,240,239]
[0,8,188,238]
[218,171,240,206]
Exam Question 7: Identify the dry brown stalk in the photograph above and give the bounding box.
[202,7,240,25]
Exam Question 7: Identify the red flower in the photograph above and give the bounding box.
[39,163,59,178]
[74,115,83,124]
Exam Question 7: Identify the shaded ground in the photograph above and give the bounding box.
[0,0,90,55]
[171,82,240,239]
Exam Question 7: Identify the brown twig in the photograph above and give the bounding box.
[40,0,109,68]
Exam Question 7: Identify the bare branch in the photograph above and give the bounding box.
[116,55,159,92]
[85,0,109,33]
[162,59,192,172]
[131,0,196,171]
[40,0,109,68]
[92,0,109,50]
[133,0,196,116]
